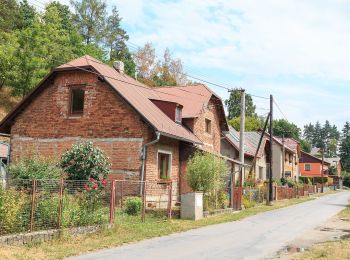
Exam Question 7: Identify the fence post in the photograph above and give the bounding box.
[121,181,124,208]
[57,177,64,229]
[167,181,173,220]
[275,186,278,201]
[109,180,116,225]
[30,179,37,233]
[141,181,146,222]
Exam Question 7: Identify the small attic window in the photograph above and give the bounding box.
[70,87,85,115]
[175,106,182,123]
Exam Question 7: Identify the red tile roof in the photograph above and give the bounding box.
[1,55,213,144]
[155,84,220,118]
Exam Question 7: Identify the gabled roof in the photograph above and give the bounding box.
[155,84,228,131]
[223,126,267,158]
[0,55,202,144]
[300,150,331,165]
[262,132,295,154]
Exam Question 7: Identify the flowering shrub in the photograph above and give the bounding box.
[60,142,111,180]
[81,177,109,212]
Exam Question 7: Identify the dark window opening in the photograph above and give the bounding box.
[205,119,212,134]
[158,153,171,180]
[70,88,85,115]
[305,164,311,171]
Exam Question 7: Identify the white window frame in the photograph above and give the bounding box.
[304,163,311,171]
[175,106,182,123]
[157,149,172,180]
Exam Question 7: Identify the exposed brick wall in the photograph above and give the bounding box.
[9,71,155,179]
[192,98,222,153]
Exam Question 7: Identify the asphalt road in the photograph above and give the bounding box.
[71,191,350,260]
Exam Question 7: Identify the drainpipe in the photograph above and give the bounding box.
[140,131,161,195]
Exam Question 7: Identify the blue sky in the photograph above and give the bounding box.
[40,0,350,130]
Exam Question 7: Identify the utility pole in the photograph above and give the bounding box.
[268,95,274,204]
[321,147,324,193]
[282,133,285,179]
[239,89,246,188]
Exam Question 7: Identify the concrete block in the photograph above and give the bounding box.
[180,192,203,220]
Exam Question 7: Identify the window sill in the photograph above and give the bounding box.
[67,114,83,119]
[157,179,171,184]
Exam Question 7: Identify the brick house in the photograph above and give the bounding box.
[0,55,228,200]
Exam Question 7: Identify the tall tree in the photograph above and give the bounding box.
[18,0,36,29]
[134,43,187,87]
[0,0,20,32]
[105,6,135,77]
[340,122,350,171]
[273,119,301,140]
[313,121,323,148]
[225,90,256,120]
[303,123,315,142]
[70,0,106,44]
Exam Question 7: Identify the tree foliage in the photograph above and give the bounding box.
[228,116,264,132]
[303,120,340,157]
[133,42,188,87]
[225,90,256,120]
[9,154,62,179]
[340,122,350,172]
[0,0,138,97]
[60,142,111,180]
[186,152,228,193]
[273,119,301,140]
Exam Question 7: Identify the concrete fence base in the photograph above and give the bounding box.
[0,224,110,246]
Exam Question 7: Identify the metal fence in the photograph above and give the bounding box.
[243,184,322,206]
[0,179,179,236]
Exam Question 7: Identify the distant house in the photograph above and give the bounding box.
[0,55,231,200]
[221,127,269,182]
[263,133,300,181]
[324,157,343,176]
[299,151,330,179]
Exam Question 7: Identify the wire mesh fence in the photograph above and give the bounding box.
[0,179,179,236]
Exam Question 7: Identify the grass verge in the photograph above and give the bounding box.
[0,191,336,260]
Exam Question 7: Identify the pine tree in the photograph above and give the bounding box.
[225,90,257,120]
[340,122,350,171]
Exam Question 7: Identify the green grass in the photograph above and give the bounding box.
[0,192,333,260]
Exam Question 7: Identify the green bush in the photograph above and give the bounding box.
[9,155,62,179]
[186,152,228,193]
[343,172,350,187]
[0,187,31,235]
[36,193,59,228]
[60,142,111,180]
[242,196,256,209]
[203,191,229,212]
[125,197,142,216]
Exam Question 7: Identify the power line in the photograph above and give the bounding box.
[273,98,289,122]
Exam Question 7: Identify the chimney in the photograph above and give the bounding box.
[113,60,124,73]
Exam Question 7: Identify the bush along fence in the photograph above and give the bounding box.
[0,178,178,239]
